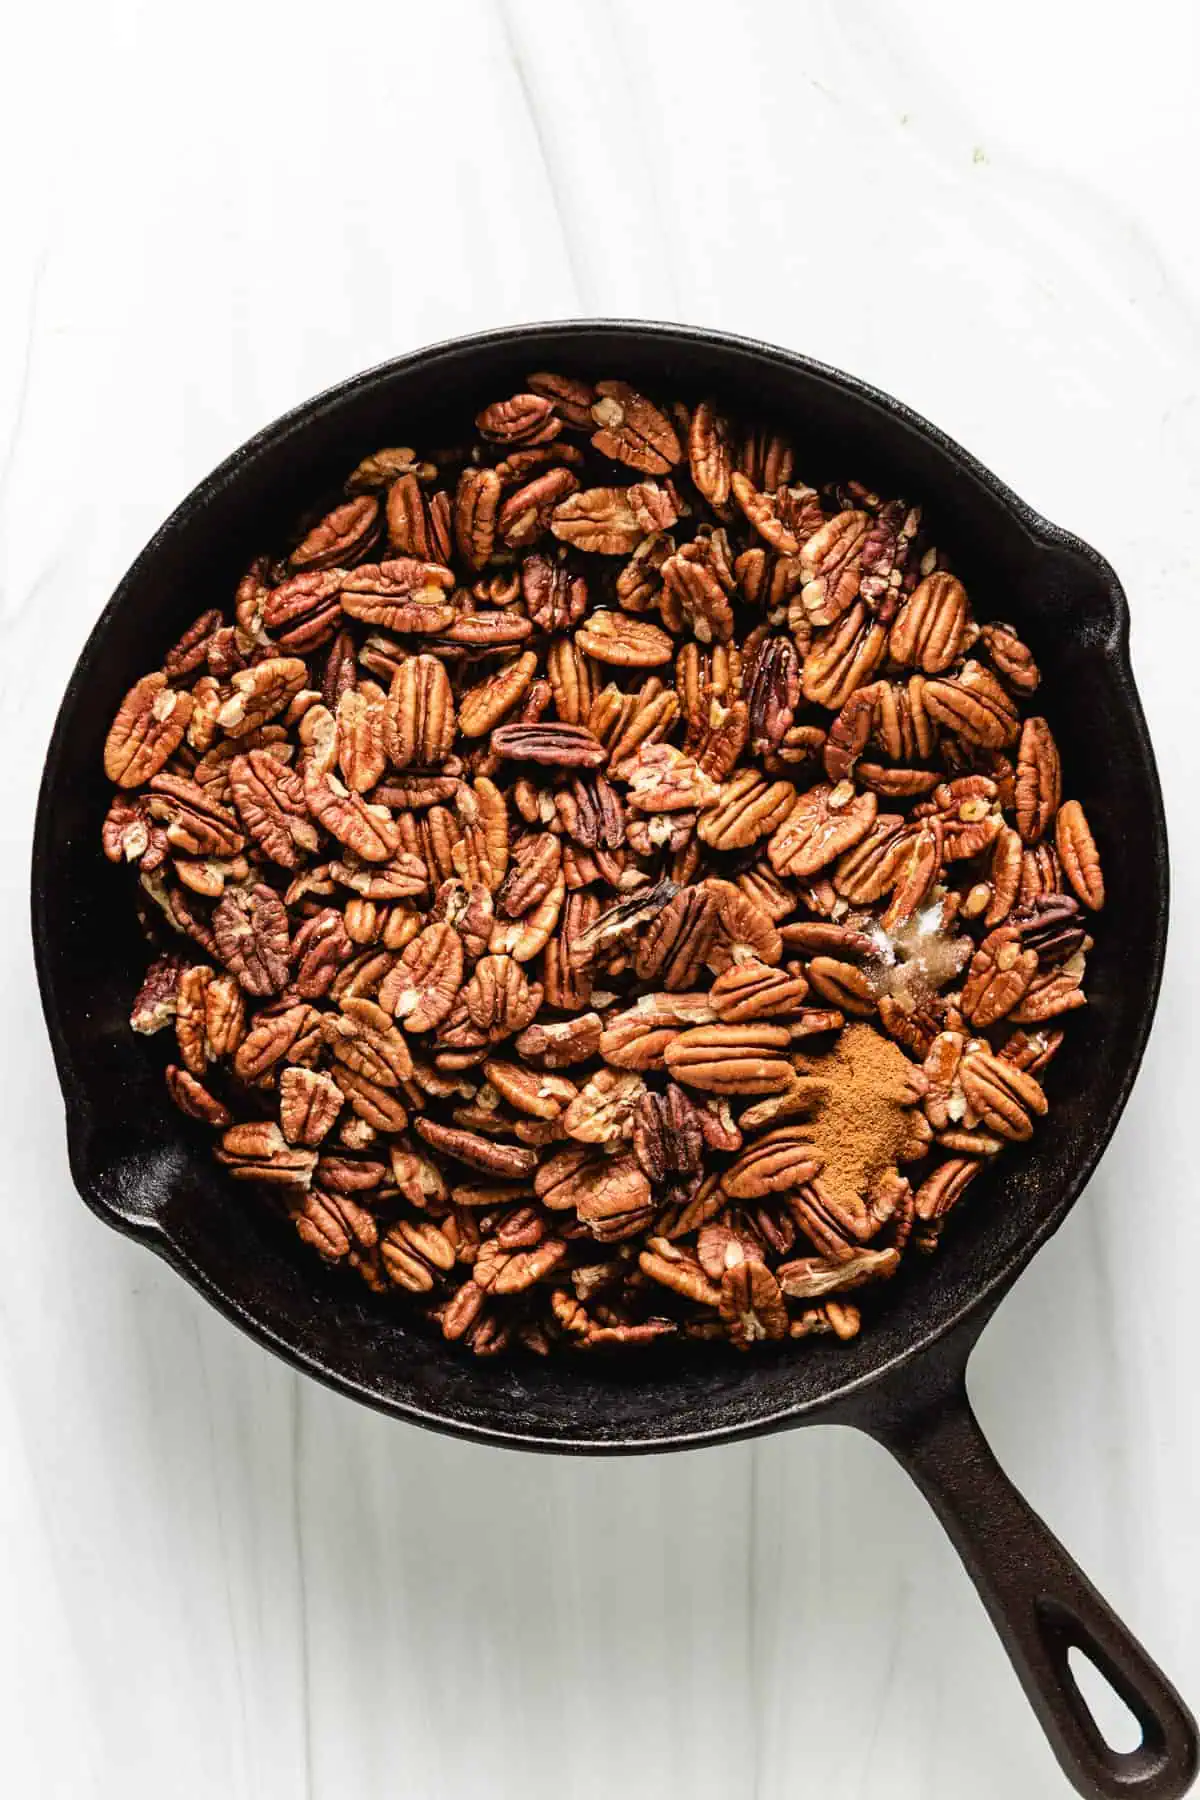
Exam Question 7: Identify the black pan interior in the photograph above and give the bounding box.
[32,323,1167,1450]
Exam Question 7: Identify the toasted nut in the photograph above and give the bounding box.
[1055,799,1105,910]
[664,1024,794,1094]
[108,375,1097,1358]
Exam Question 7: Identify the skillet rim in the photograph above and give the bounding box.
[31,319,1169,1452]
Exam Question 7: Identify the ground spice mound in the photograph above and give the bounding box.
[788,1022,920,1211]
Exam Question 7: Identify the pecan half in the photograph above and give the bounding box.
[514,1012,603,1069]
[335,683,388,793]
[575,610,675,667]
[382,1218,458,1291]
[165,1065,232,1126]
[325,996,414,1087]
[563,1069,644,1145]
[551,487,645,555]
[721,1128,824,1199]
[979,620,1040,692]
[339,558,456,633]
[1015,717,1062,845]
[888,573,969,673]
[589,381,681,474]
[709,959,810,1022]
[525,371,596,429]
[462,954,542,1041]
[378,922,464,1030]
[633,887,719,991]
[229,750,318,868]
[697,770,795,851]
[449,466,500,571]
[663,1024,794,1094]
[801,603,888,709]
[212,883,291,996]
[477,392,560,445]
[519,549,585,630]
[491,722,607,769]
[688,400,734,509]
[924,661,1020,749]
[104,673,195,787]
[797,510,869,625]
[497,467,580,548]
[262,571,343,650]
[291,496,380,571]
[217,657,309,737]
[279,1066,345,1146]
[216,1121,317,1189]
[960,927,1038,1026]
[720,1260,788,1346]
[1055,800,1105,910]
[385,473,442,560]
[958,1046,1047,1141]
[383,655,456,768]
[623,741,717,814]
[768,782,876,878]
[146,773,245,859]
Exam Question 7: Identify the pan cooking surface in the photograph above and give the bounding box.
[32,322,1167,1449]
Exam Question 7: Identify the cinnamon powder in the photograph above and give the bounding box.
[786,1022,920,1211]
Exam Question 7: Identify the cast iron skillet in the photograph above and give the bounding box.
[32,322,1195,1798]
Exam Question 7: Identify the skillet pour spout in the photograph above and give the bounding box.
[32,321,1194,1797]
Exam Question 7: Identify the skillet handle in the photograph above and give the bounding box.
[864,1374,1197,1800]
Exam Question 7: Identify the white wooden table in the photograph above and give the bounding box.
[4,2,1198,1794]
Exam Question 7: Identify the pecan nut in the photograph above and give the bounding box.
[279,1067,345,1146]
[1055,800,1105,911]
[462,954,543,1041]
[888,573,969,673]
[1014,717,1062,845]
[491,722,607,768]
[563,1069,645,1144]
[476,392,560,445]
[924,661,1019,749]
[663,1024,794,1094]
[688,401,734,509]
[796,510,869,625]
[551,488,646,555]
[720,1260,789,1346]
[589,380,681,473]
[378,922,464,1031]
[212,883,291,996]
[383,655,456,767]
[216,1121,317,1188]
[767,782,876,878]
[104,673,195,787]
[575,610,675,667]
[339,558,456,632]
[291,496,380,571]
[960,927,1039,1027]
[229,750,319,868]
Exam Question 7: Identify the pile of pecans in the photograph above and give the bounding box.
[102,374,1104,1356]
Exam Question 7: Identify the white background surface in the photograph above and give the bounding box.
[4,2,1199,1795]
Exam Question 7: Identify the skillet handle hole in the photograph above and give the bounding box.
[1067,1644,1145,1754]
